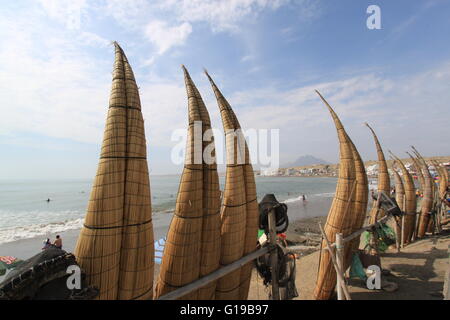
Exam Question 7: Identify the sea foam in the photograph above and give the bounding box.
[0,218,84,245]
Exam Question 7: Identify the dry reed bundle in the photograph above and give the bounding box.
[406,152,425,194]
[365,123,389,223]
[432,160,448,200]
[346,138,368,265]
[205,71,258,300]
[74,42,154,300]
[442,163,449,184]
[392,164,405,212]
[389,152,416,244]
[155,66,221,300]
[313,90,356,300]
[392,163,405,237]
[410,147,433,238]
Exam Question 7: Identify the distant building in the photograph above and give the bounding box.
[366,164,378,176]
[260,168,279,176]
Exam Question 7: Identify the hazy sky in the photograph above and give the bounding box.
[1,0,449,178]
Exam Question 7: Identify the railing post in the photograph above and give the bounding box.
[268,208,280,300]
[336,233,344,300]
[401,197,406,248]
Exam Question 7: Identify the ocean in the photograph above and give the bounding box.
[0,176,338,245]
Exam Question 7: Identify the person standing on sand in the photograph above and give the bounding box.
[53,235,62,249]
[302,194,307,201]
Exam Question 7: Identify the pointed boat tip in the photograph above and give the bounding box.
[181,64,189,77]
[112,41,121,51]
[203,68,212,81]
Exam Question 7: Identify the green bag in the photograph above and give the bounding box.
[363,223,396,252]
[349,252,367,281]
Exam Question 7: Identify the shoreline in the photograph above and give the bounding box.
[0,196,333,261]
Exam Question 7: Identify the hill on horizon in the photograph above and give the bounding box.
[283,155,330,168]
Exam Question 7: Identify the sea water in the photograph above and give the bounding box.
[0,176,337,245]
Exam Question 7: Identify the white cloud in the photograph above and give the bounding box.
[144,20,193,55]
[38,0,87,30]
[225,64,450,162]
[158,0,290,32]
[78,31,111,48]
[0,8,109,144]
[241,55,254,62]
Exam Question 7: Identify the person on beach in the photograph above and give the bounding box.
[53,235,62,249]
[302,194,307,201]
[371,189,377,201]
[42,238,52,250]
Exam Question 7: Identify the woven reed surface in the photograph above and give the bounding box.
[392,164,405,237]
[366,124,390,223]
[313,91,356,300]
[434,161,449,199]
[155,67,221,300]
[74,43,154,300]
[407,153,425,192]
[392,156,416,243]
[441,164,449,198]
[206,71,258,300]
[217,75,258,300]
[346,138,368,265]
[392,165,405,212]
[414,154,433,238]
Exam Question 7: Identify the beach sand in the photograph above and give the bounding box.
[248,225,450,300]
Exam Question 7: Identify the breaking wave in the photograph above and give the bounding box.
[0,218,84,245]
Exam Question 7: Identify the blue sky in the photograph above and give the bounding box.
[0,0,449,178]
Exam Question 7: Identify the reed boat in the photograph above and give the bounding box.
[313,91,356,300]
[392,162,406,236]
[432,160,448,200]
[345,130,368,266]
[205,71,259,300]
[154,66,221,300]
[74,42,154,300]
[411,147,434,238]
[365,123,389,223]
[389,152,416,244]
[406,152,425,195]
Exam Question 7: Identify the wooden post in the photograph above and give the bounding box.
[369,193,382,256]
[444,245,450,300]
[401,215,405,249]
[318,224,351,300]
[335,233,344,300]
[268,208,280,300]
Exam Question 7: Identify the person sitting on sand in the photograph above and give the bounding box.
[42,238,52,250]
[53,235,62,249]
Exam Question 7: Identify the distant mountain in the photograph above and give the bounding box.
[283,155,330,168]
